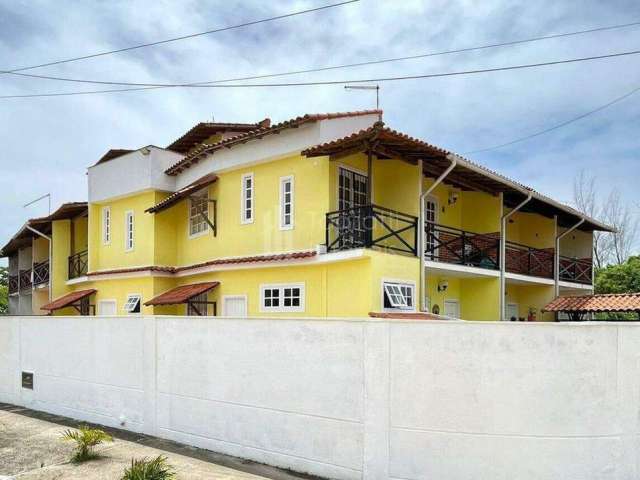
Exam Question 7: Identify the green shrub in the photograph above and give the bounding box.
[60,425,113,463]
[121,455,176,480]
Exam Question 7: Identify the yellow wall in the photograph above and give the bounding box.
[72,215,88,254]
[506,211,555,248]
[460,277,500,321]
[90,191,157,271]
[505,283,555,322]
[423,179,462,229]
[461,191,501,233]
[161,153,330,268]
[560,228,593,259]
[32,237,49,263]
[51,219,72,299]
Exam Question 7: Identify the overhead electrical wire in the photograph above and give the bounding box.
[5,20,640,87]
[464,83,640,154]
[2,49,640,98]
[0,0,359,74]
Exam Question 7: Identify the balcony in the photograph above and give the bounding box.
[559,256,593,285]
[19,269,32,291]
[505,241,554,279]
[68,250,88,279]
[326,204,418,256]
[33,260,50,287]
[424,223,499,270]
[8,274,19,295]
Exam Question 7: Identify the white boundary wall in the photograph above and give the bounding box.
[1,316,640,480]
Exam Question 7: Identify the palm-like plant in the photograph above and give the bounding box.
[121,456,176,480]
[60,425,113,462]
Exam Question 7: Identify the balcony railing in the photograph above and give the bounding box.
[19,269,32,291]
[68,250,88,279]
[424,223,499,270]
[33,260,50,287]
[8,274,19,295]
[505,241,554,279]
[559,256,593,284]
[326,204,418,256]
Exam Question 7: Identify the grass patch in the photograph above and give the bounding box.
[121,455,176,480]
[60,425,113,463]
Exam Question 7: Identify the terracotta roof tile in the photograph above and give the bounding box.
[165,110,382,175]
[144,282,219,306]
[41,289,96,311]
[543,293,640,313]
[88,265,176,276]
[167,121,267,154]
[146,173,218,214]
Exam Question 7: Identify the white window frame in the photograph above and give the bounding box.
[123,294,142,315]
[102,206,111,245]
[381,279,416,312]
[188,189,210,239]
[279,175,294,230]
[443,299,461,319]
[124,210,134,251]
[260,282,305,313]
[241,172,254,224]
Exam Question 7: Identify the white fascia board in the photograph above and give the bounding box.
[174,114,380,189]
[505,272,555,286]
[88,146,181,202]
[558,280,593,290]
[424,260,500,279]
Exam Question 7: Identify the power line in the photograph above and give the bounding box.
[7,20,640,87]
[464,84,640,154]
[0,0,359,75]
[2,48,640,98]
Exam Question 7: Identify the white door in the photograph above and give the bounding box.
[506,303,519,322]
[223,296,247,317]
[444,300,460,319]
[98,300,117,316]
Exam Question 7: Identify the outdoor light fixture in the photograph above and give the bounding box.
[437,280,449,292]
[448,190,459,206]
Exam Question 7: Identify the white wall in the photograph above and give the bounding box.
[1,316,639,480]
[88,146,182,203]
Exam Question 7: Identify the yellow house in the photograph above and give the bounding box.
[1,111,612,320]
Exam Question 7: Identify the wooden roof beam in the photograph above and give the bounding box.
[422,165,499,195]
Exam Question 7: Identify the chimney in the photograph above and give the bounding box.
[258,118,271,129]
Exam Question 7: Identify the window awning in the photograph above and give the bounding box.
[41,289,96,311]
[144,282,220,306]
[146,173,218,214]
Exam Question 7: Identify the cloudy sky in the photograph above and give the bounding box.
[0,0,638,263]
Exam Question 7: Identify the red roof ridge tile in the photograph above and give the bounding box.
[164,110,382,175]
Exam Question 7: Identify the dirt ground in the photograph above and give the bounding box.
[0,403,315,480]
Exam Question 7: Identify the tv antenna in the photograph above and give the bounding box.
[24,193,51,215]
[344,84,380,114]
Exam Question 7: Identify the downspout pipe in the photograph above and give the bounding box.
[500,190,533,321]
[419,154,457,312]
[554,218,585,297]
[26,225,52,302]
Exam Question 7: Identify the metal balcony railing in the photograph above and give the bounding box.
[32,260,50,287]
[424,223,499,270]
[559,256,593,284]
[68,250,88,279]
[19,269,32,291]
[8,274,19,295]
[505,241,554,279]
[326,204,418,256]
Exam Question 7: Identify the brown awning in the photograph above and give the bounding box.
[144,282,219,306]
[41,289,96,311]
[543,293,640,313]
[146,173,218,214]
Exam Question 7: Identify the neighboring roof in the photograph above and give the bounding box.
[302,121,613,232]
[542,293,640,313]
[144,282,220,306]
[41,289,96,311]
[1,202,88,257]
[165,110,382,175]
[167,121,269,154]
[96,149,134,165]
[146,173,218,214]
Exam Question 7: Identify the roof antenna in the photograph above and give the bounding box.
[24,193,51,215]
[344,85,381,119]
